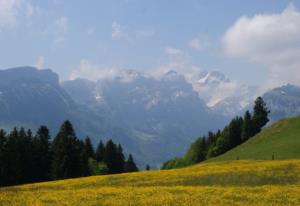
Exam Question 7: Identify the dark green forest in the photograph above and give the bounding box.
[162,97,270,169]
[0,121,138,187]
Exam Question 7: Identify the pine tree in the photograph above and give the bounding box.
[5,128,21,185]
[0,129,7,186]
[124,154,138,172]
[23,128,35,183]
[103,139,118,174]
[103,140,125,174]
[210,127,230,157]
[78,140,90,177]
[241,111,253,141]
[184,137,207,164]
[96,140,105,162]
[116,144,125,173]
[33,126,52,181]
[145,165,150,171]
[252,97,270,134]
[228,117,243,149]
[84,137,95,159]
[51,120,82,179]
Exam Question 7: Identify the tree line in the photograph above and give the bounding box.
[0,120,138,187]
[162,97,270,169]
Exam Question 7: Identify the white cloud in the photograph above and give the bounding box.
[135,29,155,38]
[111,21,154,41]
[0,0,23,28]
[223,4,300,88]
[165,47,183,55]
[150,52,202,80]
[0,0,38,28]
[70,59,121,81]
[54,16,68,44]
[111,21,123,38]
[188,34,211,51]
[25,2,37,17]
[41,16,69,45]
[35,56,45,69]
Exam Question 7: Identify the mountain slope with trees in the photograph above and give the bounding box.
[0,121,138,187]
[162,97,270,169]
[208,116,300,162]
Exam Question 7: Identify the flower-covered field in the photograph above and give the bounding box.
[1,160,300,205]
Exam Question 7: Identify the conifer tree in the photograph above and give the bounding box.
[96,140,105,162]
[184,137,207,164]
[252,97,270,134]
[116,144,125,173]
[84,137,95,159]
[124,154,138,172]
[5,128,21,185]
[0,129,7,185]
[103,139,118,174]
[78,140,90,176]
[16,127,33,183]
[145,165,150,171]
[241,111,253,141]
[33,126,52,181]
[228,117,243,149]
[51,120,82,179]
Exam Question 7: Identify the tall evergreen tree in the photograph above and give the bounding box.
[84,137,95,159]
[78,140,90,177]
[23,128,35,182]
[51,120,82,179]
[5,128,21,185]
[0,129,7,186]
[103,140,125,174]
[145,165,150,171]
[252,97,270,134]
[228,117,244,149]
[33,126,52,181]
[184,137,207,164]
[103,139,118,174]
[210,127,230,157]
[116,144,125,173]
[124,154,138,172]
[96,140,105,162]
[241,111,253,141]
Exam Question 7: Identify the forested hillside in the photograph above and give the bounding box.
[162,97,270,169]
[0,121,138,187]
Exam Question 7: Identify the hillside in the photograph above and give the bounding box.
[209,117,300,162]
[1,160,300,205]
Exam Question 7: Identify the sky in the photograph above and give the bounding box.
[0,0,300,89]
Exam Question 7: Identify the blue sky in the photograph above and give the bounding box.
[0,0,299,86]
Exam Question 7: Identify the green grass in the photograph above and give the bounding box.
[208,117,300,162]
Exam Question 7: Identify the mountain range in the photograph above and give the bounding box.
[0,66,299,167]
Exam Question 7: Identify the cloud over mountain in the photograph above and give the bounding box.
[223,4,300,88]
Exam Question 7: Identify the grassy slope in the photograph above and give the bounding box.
[1,160,300,205]
[208,117,300,162]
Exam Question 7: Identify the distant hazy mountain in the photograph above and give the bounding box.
[0,66,228,167]
[63,70,226,167]
[0,67,75,131]
[186,70,258,117]
[212,83,300,122]
[263,84,300,122]
[4,66,297,167]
